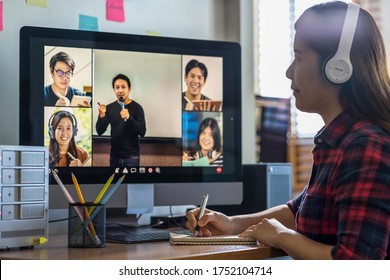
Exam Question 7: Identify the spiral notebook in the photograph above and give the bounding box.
[169,233,257,245]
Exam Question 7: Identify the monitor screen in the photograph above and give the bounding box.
[19,26,243,211]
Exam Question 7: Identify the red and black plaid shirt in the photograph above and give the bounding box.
[288,111,390,259]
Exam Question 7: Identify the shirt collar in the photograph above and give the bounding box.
[314,111,357,147]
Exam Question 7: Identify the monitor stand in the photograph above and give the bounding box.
[106,183,154,227]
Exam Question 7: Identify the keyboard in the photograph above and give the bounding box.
[105,225,191,244]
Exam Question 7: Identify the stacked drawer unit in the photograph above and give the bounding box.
[0,145,49,248]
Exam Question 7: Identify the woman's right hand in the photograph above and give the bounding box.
[186,208,233,237]
[182,152,189,161]
[69,158,82,167]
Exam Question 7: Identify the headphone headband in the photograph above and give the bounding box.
[324,3,360,84]
[48,110,78,140]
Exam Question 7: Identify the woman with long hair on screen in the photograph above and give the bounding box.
[186,2,390,259]
[48,110,89,167]
[182,117,223,166]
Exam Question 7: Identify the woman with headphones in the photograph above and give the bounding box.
[48,110,90,167]
[186,2,390,259]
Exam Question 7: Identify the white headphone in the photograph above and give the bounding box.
[324,2,360,84]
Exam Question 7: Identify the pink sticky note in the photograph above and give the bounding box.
[106,0,125,22]
[0,1,3,32]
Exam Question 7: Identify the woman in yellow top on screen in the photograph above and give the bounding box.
[182,118,223,166]
[48,110,89,168]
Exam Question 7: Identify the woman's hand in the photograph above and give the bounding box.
[182,152,189,161]
[186,208,233,236]
[239,218,289,248]
[69,158,82,167]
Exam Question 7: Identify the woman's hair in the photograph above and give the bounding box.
[112,73,131,89]
[185,59,208,82]
[296,1,390,132]
[49,52,76,72]
[193,117,222,157]
[48,110,78,167]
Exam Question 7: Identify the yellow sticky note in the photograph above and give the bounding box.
[26,0,48,8]
[146,30,162,37]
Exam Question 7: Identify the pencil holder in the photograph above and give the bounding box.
[68,202,106,248]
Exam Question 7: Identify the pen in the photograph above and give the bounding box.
[195,194,209,237]
[184,96,191,103]
[81,155,91,166]
[67,152,77,161]
[184,96,194,110]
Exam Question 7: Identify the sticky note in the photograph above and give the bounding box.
[106,0,125,22]
[0,1,3,32]
[146,30,162,37]
[79,14,99,31]
[26,0,48,8]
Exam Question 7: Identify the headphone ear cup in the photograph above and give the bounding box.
[48,125,55,140]
[324,55,353,84]
[73,126,78,137]
[71,114,78,137]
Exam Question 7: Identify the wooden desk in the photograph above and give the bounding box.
[0,234,286,260]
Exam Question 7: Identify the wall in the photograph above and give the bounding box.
[0,0,257,163]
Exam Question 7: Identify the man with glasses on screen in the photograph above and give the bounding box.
[44,51,87,107]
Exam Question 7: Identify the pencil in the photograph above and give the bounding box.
[72,174,126,241]
[71,173,114,244]
[51,169,97,242]
[88,173,115,215]
[100,174,126,204]
[51,169,75,204]
[71,172,101,245]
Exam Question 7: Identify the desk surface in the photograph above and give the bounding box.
[0,234,285,260]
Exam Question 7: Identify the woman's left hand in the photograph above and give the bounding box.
[239,218,288,248]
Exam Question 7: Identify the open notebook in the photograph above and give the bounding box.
[170,233,257,245]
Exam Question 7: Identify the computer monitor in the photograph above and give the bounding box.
[19,26,243,216]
